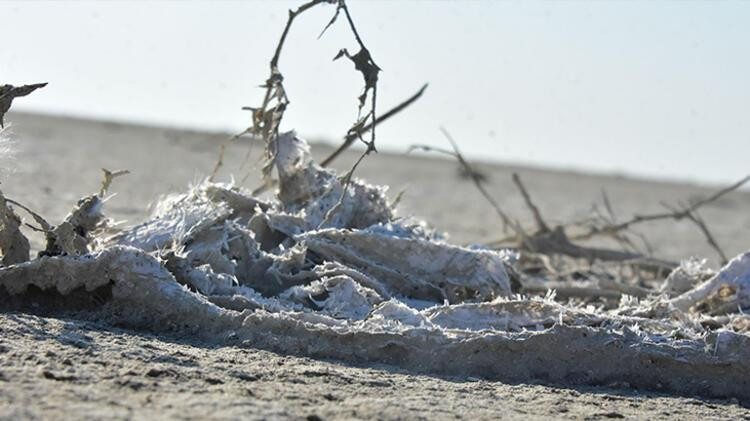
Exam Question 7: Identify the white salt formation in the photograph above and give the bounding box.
[1,132,750,401]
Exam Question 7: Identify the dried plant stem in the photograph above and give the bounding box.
[482,169,747,268]
[568,175,748,265]
[250,84,427,196]
[573,175,750,242]
[512,173,549,233]
[688,211,728,264]
[408,127,520,237]
[212,0,395,191]
[410,139,679,269]
[321,83,428,167]
[337,1,380,152]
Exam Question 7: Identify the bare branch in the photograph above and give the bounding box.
[601,190,617,223]
[413,133,680,270]
[512,173,550,233]
[408,127,520,237]
[574,175,750,242]
[686,209,728,265]
[321,83,428,167]
[246,0,338,184]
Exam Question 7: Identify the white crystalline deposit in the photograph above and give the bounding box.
[101,132,511,305]
[1,131,750,400]
[274,131,393,231]
[298,227,511,303]
[670,251,750,313]
[660,257,714,296]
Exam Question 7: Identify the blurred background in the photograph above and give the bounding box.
[2,0,748,186]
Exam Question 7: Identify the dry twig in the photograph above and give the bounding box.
[321,83,428,167]
[410,136,679,271]
[208,128,252,182]
[574,176,749,242]
[571,175,749,264]
[408,127,519,236]
[212,0,415,193]
[508,173,677,269]
[512,173,549,233]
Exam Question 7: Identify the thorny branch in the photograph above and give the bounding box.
[688,211,727,264]
[332,1,381,154]
[221,0,416,226]
[474,160,747,270]
[662,202,728,265]
[290,0,383,228]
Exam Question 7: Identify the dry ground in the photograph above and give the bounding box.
[2,313,749,420]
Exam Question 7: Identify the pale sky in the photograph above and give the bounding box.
[1,1,748,185]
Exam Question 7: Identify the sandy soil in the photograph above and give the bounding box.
[2,312,748,420]
[2,112,750,419]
